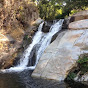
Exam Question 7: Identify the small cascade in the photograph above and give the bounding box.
[1,19,64,73]
[17,22,44,67]
[35,19,64,66]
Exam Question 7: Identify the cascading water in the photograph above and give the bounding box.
[35,19,64,66]
[1,19,64,73]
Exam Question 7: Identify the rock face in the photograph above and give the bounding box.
[42,22,50,33]
[62,17,71,29]
[69,19,88,30]
[63,10,88,29]
[32,29,88,81]
[74,73,88,82]
[0,0,39,69]
[70,10,88,22]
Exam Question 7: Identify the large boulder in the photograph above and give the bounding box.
[70,10,88,22]
[68,19,88,30]
[32,29,88,81]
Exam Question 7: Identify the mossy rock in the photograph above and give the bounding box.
[66,54,88,81]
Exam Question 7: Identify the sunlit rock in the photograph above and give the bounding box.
[32,18,43,26]
[32,29,88,81]
[70,10,88,22]
[69,19,88,30]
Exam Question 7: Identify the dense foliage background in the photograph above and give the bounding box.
[32,0,88,20]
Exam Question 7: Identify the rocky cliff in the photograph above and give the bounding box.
[32,10,88,82]
[0,0,40,69]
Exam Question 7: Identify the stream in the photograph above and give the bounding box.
[0,70,88,88]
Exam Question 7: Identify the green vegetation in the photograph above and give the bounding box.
[77,55,88,75]
[23,35,32,43]
[66,72,77,80]
[66,55,88,81]
[32,0,88,20]
[77,56,88,64]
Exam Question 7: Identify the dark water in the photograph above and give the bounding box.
[0,70,88,88]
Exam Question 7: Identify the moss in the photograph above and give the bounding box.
[77,56,88,64]
[66,72,77,81]
[77,55,88,75]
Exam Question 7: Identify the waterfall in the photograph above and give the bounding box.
[35,19,64,66]
[1,19,64,73]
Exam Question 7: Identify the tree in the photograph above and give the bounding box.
[32,0,88,20]
[56,0,88,18]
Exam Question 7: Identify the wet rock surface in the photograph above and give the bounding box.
[42,22,50,33]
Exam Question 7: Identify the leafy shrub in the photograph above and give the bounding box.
[77,56,88,75]
[66,55,88,81]
[66,72,77,80]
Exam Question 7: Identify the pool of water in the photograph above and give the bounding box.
[0,70,88,88]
